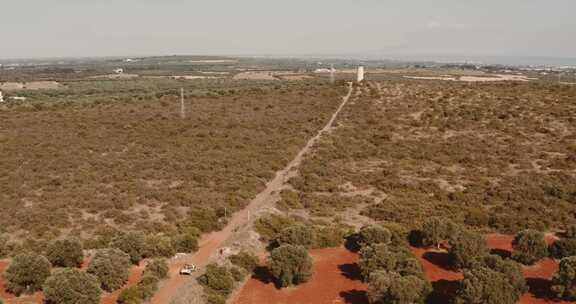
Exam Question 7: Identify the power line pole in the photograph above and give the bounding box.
[180,88,186,119]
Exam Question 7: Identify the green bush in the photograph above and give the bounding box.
[448,230,489,269]
[138,273,160,299]
[456,267,521,304]
[144,259,169,279]
[474,255,528,298]
[367,270,430,304]
[43,268,101,304]
[110,231,147,264]
[275,224,316,248]
[87,248,131,292]
[512,229,548,265]
[204,289,227,304]
[229,251,259,273]
[4,253,51,295]
[197,263,235,295]
[550,238,576,259]
[420,217,458,248]
[312,225,348,248]
[45,238,84,268]
[230,266,246,282]
[143,234,176,258]
[118,287,143,304]
[172,233,199,253]
[254,214,296,241]
[358,225,392,248]
[551,256,576,300]
[268,244,313,287]
[358,244,423,280]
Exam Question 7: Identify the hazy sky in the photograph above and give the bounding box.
[1,0,575,59]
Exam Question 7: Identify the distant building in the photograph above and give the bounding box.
[113,68,124,74]
[0,90,4,103]
[357,66,365,82]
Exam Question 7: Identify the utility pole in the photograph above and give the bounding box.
[180,88,186,119]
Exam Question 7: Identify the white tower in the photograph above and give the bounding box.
[357,66,365,82]
[0,90,4,103]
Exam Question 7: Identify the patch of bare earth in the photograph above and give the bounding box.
[232,247,367,304]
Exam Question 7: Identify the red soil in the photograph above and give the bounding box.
[232,247,368,304]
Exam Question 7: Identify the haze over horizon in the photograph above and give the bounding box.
[1,0,575,63]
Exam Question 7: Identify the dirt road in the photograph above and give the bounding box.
[150,83,354,304]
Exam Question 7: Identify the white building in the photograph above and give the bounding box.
[357,66,365,82]
[113,68,124,74]
[0,90,4,103]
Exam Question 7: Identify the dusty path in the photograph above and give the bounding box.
[150,83,354,304]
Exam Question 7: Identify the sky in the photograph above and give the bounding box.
[1,0,575,60]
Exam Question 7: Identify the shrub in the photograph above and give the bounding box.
[110,231,147,264]
[358,244,423,280]
[358,225,392,248]
[268,244,313,287]
[4,253,51,295]
[456,267,519,304]
[551,256,576,300]
[172,233,199,253]
[45,238,84,268]
[448,230,489,269]
[254,214,296,241]
[367,270,430,304]
[143,234,176,258]
[230,266,246,282]
[118,287,143,304]
[420,217,458,248]
[138,273,160,299]
[275,224,316,248]
[512,229,548,265]
[204,290,227,304]
[144,259,169,279]
[564,225,576,238]
[43,268,101,304]
[197,263,235,295]
[549,238,576,259]
[229,251,259,273]
[313,225,348,248]
[87,248,131,292]
[475,255,528,298]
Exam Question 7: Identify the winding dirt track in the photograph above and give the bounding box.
[150,83,354,304]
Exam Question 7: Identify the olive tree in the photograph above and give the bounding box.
[551,256,576,300]
[45,238,84,268]
[43,268,101,304]
[268,244,313,287]
[420,217,458,248]
[455,267,519,304]
[549,238,576,259]
[475,255,528,298]
[358,244,422,280]
[4,253,51,295]
[197,263,235,295]
[87,248,131,292]
[358,225,392,248]
[367,270,430,304]
[448,230,489,269]
[512,229,548,265]
[110,231,146,264]
[143,259,169,279]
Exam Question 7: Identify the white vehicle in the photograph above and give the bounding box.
[179,264,197,275]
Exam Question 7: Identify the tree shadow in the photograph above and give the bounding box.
[490,248,512,259]
[345,233,362,253]
[527,278,556,300]
[409,230,425,247]
[427,280,460,304]
[340,289,369,304]
[252,266,281,289]
[339,263,363,281]
[423,251,455,271]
